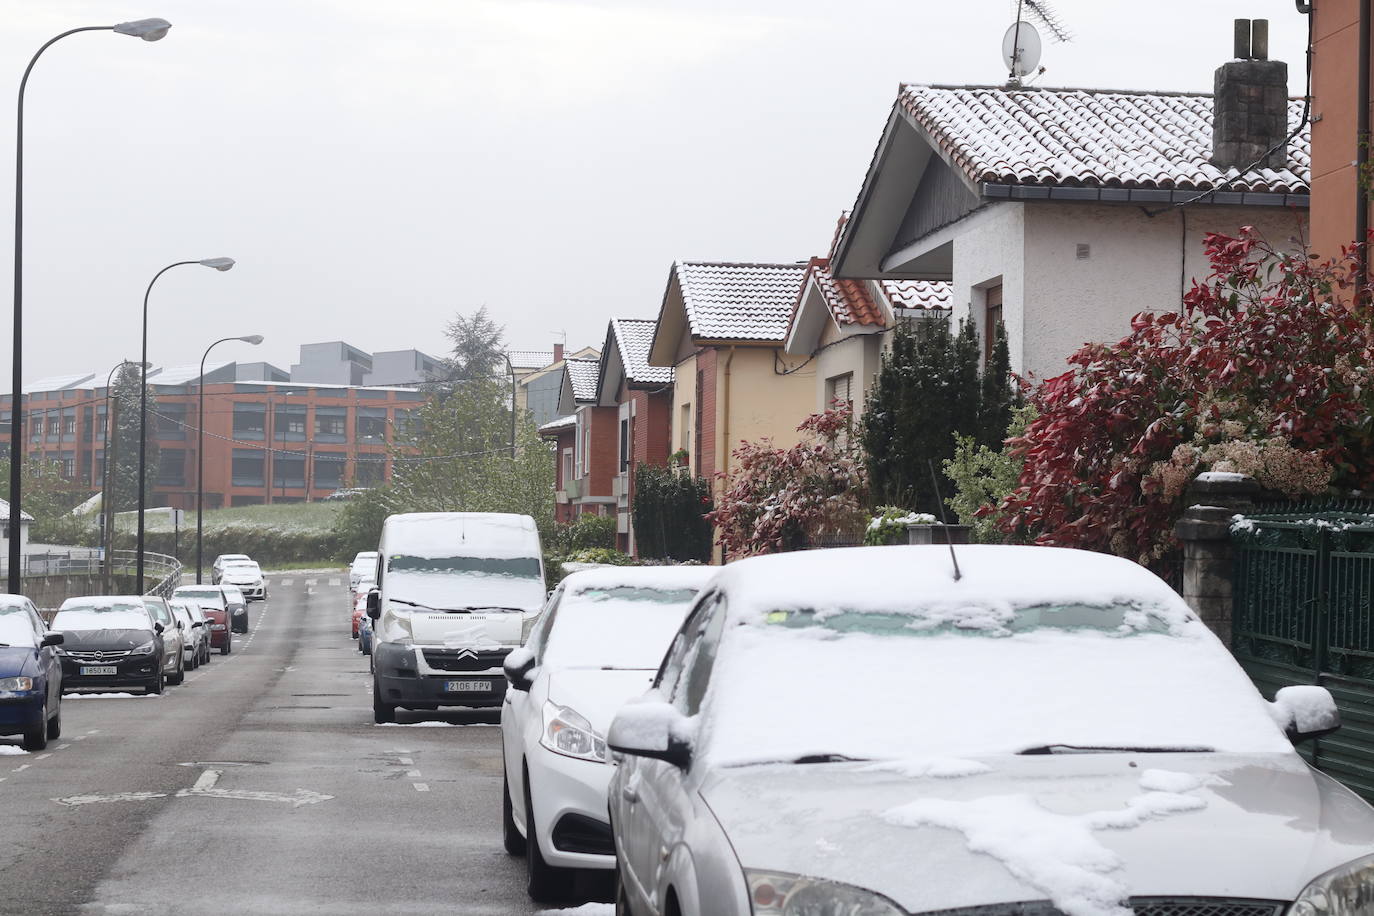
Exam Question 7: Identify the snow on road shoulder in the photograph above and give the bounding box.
[373,721,495,728]
[883,770,1209,916]
[536,905,613,915]
[64,692,160,700]
[0,745,29,755]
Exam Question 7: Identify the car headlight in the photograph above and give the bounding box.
[1289,853,1374,916]
[131,641,156,656]
[0,676,35,692]
[540,700,607,762]
[746,870,904,916]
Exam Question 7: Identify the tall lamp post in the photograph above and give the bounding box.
[136,258,234,593]
[9,17,172,596]
[195,335,262,583]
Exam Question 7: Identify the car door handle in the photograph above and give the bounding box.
[621,784,639,804]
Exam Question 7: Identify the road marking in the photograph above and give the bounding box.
[280,579,293,586]
[56,791,168,807]
[56,744,69,750]
[398,756,414,766]
[328,577,341,587]
[13,764,30,772]
[55,768,333,809]
[72,736,86,742]
[305,579,318,587]
[413,783,429,792]
[405,769,422,779]
[35,753,51,760]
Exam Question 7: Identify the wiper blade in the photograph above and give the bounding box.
[792,753,870,764]
[1018,744,1213,755]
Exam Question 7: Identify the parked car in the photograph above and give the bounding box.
[220,584,249,634]
[168,600,205,671]
[351,590,368,639]
[142,597,186,686]
[358,612,373,657]
[171,586,233,655]
[0,595,64,750]
[350,551,379,590]
[53,596,168,695]
[220,560,267,601]
[606,545,1374,916]
[211,554,251,584]
[179,601,213,666]
[501,566,715,900]
[369,513,545,724]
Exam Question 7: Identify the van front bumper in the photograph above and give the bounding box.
[373,641,509,709]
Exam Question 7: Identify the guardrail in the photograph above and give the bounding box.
[2,548,182,598]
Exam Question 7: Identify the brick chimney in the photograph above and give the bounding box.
[1211,18,1289,171]
[553,343,564,364]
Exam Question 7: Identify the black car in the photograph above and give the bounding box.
[0,596,63,750]
[52,596,167,695]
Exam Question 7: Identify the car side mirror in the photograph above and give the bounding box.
[154,622,165,634]
[191,621,203,628]
[1271,685,1341,743]
[41,632,64,647]
[366,590,381,619]
[607,700,693,769]
[503,648,537,692]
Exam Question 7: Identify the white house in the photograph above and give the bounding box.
[830,72,1310,383]
[0,498,33,559]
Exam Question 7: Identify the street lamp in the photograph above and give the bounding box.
[136,258,234,593]
[195,334,262,583]
[8,16,172,595]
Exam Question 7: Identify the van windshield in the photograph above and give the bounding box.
[385,554,544,611]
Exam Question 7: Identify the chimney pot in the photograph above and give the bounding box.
[1233,18,1251,59]
[553,343,564,364]
[1252,19,1269,60]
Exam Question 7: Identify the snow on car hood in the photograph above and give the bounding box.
[404,609,524,647]
[700,752,1374,914]
[546,667,658,736]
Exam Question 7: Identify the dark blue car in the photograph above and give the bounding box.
[0,596,64,751]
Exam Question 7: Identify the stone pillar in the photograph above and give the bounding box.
[1173,473,1260,643]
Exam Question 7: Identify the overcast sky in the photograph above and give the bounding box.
[0,0,1310,385]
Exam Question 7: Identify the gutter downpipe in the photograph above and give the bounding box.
[1359,0,1370,300]
[719,346,735,565]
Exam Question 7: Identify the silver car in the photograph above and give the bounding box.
[607,545,1374,916]
[142,597,186,686]
[168,600,207,670]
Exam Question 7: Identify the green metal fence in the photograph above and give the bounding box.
[1232,505,1374,801]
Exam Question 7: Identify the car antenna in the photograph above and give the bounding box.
[927,460,962,582]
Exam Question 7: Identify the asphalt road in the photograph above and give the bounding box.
[0,573,564,916]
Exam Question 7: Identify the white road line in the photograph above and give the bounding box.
[413,783,429,792]
[35,753,50,760]
[12,764,30,772]
[405,769,422,779]
[57,744,69,750]
[73,736,86,742]
[280,579,294,586]
[398,757,414,766]
[305,579,318,586]
[328,577,341,587]
[191,769,220,791]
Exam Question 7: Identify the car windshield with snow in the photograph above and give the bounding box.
[606,545,1374,916]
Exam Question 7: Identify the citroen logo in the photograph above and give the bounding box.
[454,649,477,661]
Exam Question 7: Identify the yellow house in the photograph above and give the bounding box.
[647,261,815,560]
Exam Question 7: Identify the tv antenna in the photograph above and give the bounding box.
[1004,0,1071,87]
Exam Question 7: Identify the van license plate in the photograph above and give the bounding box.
[445,680,491,692]
[81,666,118,676]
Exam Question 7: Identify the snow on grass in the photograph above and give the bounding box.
[0,745,29,755]
[884,771,1208,916]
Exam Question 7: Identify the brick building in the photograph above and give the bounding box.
[539,357,616,523]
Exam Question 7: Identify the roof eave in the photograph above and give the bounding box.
[982,183,1311,206]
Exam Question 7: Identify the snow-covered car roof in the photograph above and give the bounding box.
[561,565,716,595]
[57,595,147,610]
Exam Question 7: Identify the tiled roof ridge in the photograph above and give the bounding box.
[676,259,808,269]
[901,82,1306,101]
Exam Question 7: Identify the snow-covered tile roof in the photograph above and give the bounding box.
[899,85,1310,193]
[538,414,575,435]
[509,349,556,370]
[0,498,34,522]
[882,279,952,311]
[611,318,673,385]
[565,358,601,403]
[677,262,808,342]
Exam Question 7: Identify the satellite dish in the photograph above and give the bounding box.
[1002,20,1042,79]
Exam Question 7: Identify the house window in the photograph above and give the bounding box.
[619,417,630,473]
[825,373,853,410]
[232,403,267,440]
[314,453,345,489]
[272,453,306,489]
[561,448,573,487]
[63,415,76,436]
[231,448,265,486]
[574,414,585,480]
[47,416,59,437]
[984,284,1004,361]
[273,405,307,441]
[157,403,187,440]
[679,403,691,455]
[62,456,76,479]
[315,408,346,441]
[157,448,186,486]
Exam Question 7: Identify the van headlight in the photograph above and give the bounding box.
[746,870,904,916]
[1289,854,1374,916]
[540,701,607,762]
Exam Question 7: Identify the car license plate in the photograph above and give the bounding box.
[445,680,492,693]
[81,666,117,676]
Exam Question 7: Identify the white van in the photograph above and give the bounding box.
[368,512,545,723]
